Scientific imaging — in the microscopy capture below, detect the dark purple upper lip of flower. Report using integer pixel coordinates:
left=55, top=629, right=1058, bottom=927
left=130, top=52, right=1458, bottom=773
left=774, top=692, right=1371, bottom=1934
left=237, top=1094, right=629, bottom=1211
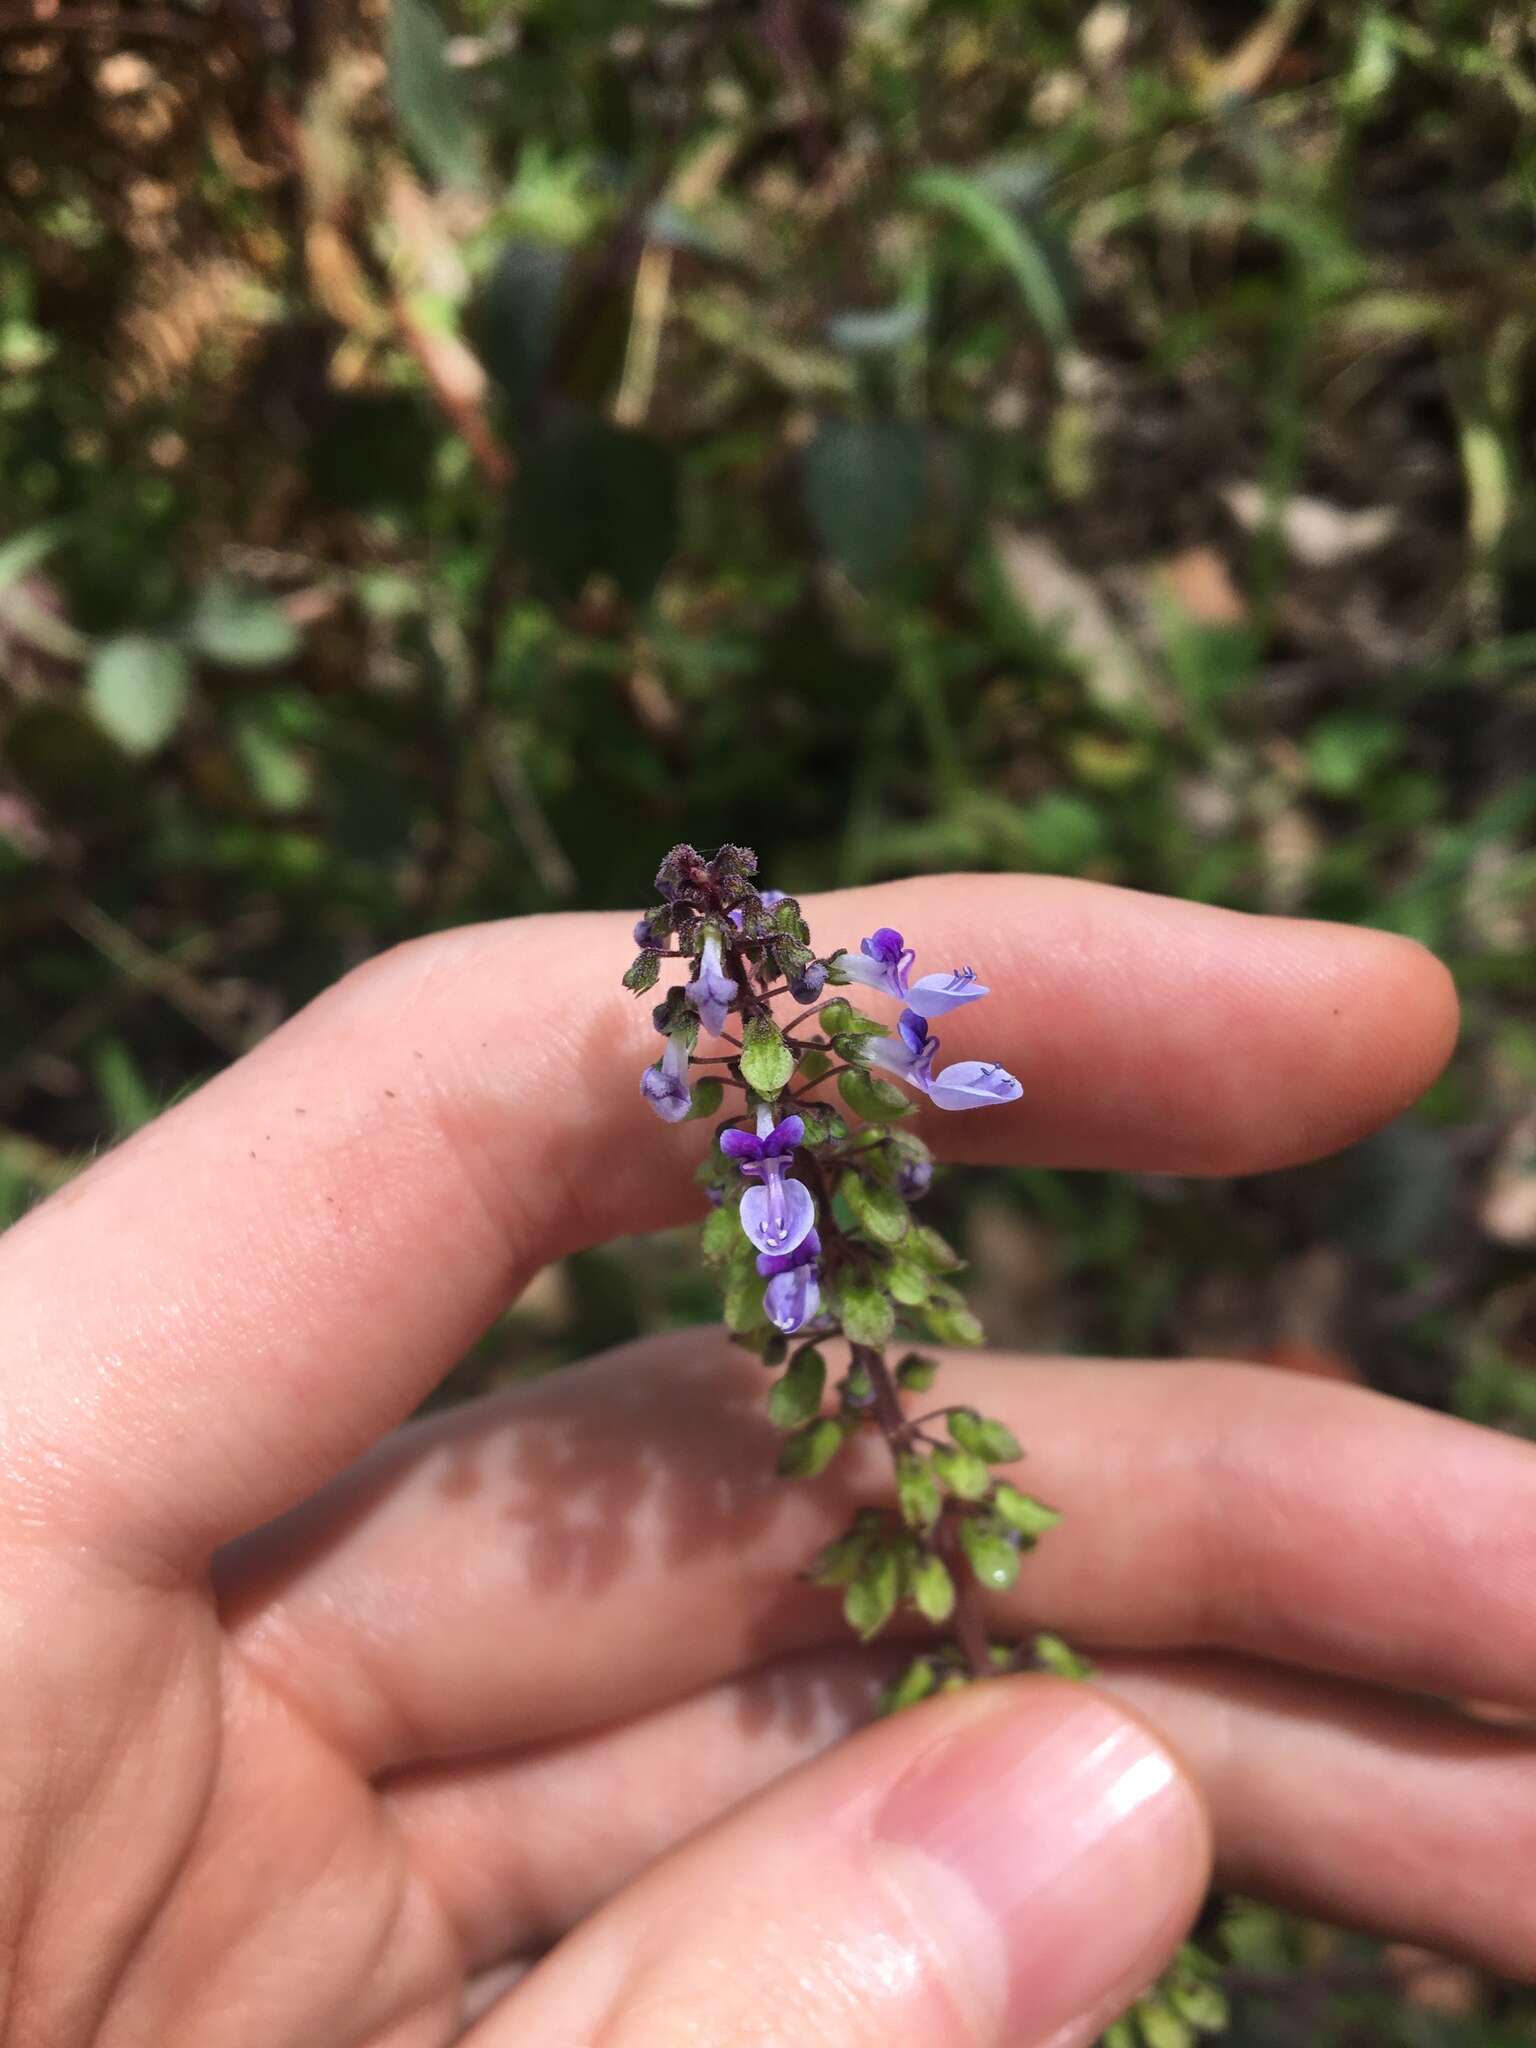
left=755, top=1227, right=821, bottom=1278
left=862, top=926, right=915, bottom=991
left=719, top=1114, right=804, bottom=1166
left=897, top=1010, right=937, bottom=1060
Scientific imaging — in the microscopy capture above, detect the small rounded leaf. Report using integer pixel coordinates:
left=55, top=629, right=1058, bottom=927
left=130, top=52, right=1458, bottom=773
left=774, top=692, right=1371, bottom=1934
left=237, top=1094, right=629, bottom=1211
left=910, top=1552, right=956, bottom=1624
left=958, top=1518, right=1021, bottom=1592
left=87, top=636, right=191, bottom=756
left=949, top=1410, right=1023, bottom=1463
left=834, top=1281, right=895, bottom=1347
left=768, top=1347, right=827, bottom=1430
left=740, top=1014, right=794, bottom=1097
left=931, top=1443, right=991, bottom=1501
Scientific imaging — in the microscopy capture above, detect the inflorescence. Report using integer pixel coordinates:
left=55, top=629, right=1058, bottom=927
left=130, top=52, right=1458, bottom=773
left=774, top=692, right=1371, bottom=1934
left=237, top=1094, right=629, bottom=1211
left=624, top=843, right=1085, bottom=1707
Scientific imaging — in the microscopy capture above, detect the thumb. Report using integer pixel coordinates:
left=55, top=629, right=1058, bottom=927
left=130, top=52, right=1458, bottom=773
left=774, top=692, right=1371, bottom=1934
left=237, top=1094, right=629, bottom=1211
left=464, top=1677, right=1213, bottom=2048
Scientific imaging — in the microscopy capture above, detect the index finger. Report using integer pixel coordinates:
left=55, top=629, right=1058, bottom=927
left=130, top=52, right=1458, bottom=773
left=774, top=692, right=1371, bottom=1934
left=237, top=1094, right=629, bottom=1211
left=0, top=876, right=1456, bottom=1560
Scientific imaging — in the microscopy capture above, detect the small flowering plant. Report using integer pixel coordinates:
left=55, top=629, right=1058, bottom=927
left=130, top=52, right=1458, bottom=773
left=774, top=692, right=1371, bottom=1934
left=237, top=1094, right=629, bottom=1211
left=626, top=843, right=1085, bottom=1708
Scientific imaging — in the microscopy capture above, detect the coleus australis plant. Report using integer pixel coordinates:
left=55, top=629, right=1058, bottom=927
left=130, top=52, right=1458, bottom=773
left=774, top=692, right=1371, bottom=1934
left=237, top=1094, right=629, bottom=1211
left=625, top=842, right=1088, bottom=1712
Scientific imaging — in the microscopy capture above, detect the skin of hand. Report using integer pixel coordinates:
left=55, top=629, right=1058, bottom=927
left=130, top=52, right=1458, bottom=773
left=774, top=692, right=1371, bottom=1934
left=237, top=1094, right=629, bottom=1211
left=2, top=874, right=1529, bottom=2048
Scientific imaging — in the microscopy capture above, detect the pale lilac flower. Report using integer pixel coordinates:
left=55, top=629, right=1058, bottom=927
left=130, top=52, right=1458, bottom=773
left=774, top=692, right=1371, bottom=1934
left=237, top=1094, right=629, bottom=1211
left=687, top=929, right=738, bottom=1037
left=866, top=1009, right=1022, bottom=1114
left=927, top=1061, right=1023, bottom=1111
left=833, top=928, right=990, bottom=1018
left=757, top=1228, right=821, bottom=1333
left=833, top=926, right=914, bottom=1003
left=904, top=964, right=990, bottom=1020
left=640, top=1032, right=692, bottom=1123
left=864, top=1009, right=938, bottom=1092
left=897, top=1154, right=933, bottom=1199
left=722, top=1110, right=815, bottom=1256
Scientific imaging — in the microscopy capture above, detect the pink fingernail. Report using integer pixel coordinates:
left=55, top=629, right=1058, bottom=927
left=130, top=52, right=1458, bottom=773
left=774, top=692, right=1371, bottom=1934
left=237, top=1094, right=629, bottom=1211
left=876, top=1682, right=1209, bottom=2046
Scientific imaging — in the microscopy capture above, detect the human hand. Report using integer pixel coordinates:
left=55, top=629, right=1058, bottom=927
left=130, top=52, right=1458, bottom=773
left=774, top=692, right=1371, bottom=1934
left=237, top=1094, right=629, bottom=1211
left=5, top=875, right=1526, bottom=2048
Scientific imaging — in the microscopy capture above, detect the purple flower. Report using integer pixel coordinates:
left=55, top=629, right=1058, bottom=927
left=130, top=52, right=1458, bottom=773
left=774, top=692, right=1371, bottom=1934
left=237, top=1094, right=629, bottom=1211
left=833, top=926, right=915, bottom=1002
left=927, top=1060, right=1023, bottom=1112
left=865, top=1009, right=1022, bottom=1114
left=865, top=1009, right=938, bottom=1092
left=897, top=1154, right=933, bottom=1199
left=722, top=1109, right=815, bottom=1257
left=640, top=1033, right=693, bottom=1123
left=757, top=1228, right=822, bottom=1333
left=833, top=929, right=991, bottom=1019
left=789, top=959, right=827, bottom=1003
left=687, top=930, right=738, bottom=1037
left=905, top=964, right=990, bottom=1020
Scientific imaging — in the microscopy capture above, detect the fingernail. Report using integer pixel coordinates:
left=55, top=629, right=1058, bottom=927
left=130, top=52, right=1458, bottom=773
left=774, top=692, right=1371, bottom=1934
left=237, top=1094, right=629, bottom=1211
left=876, top=1681, right=1209, bottom=2046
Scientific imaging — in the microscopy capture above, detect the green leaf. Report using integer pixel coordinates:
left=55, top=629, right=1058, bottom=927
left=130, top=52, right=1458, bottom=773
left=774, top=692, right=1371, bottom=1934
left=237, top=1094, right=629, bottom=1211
left=834, top=1280, right=894, bottom=1347
left=807, top=1521, right=876, bottom=1587
left=803, top=419, right=927, bottom=585
left=622, top=951, right=661, bottom=994
left=723, top=1268, right=767, bottom=1334
left=895, top=1453, right=942, bottom=1534
left=843, top=1544, right=899, bottom=1640
left=818, top=997, right=887, bottom=1037
left=389, top=0, right=479, bottom=187
left=1169, top=1979, right=1228, bottom=2033
left=958, top=1518, right=1021, bottom=1592
left=189, top=581, right=299, bottom=667
left=910, top=1552, right=955, bottom=1624
left=948, top=1410, right=1022, bottom=1463
left=843, top=1174, right=910, bottom=1246
left=230, top=702, right=312, bottom=812
left=1137, top=1999, right=1193, bottom=2048
left=910, top=1224, right=963, bottom=1271
left=799, top=1101, right=847, bottom=1146
left=777, top=1415, right=848, bottom=1479
left=837, top=1068, right=915, bottom=1123
left=519, top=413, right=680, bottom=608
left=909, top=166, right=1071, bottom=352
left=740, top=1014, right=793, bottom=1096
left=879, top=1656, right=938, bottom=1714
left=924, top=1303, right=985, bottom=1347
left=796, top=1047, right=832, bottom=1084
left=86, top=636, right=191, bottom=756
left=768, top=1347, right=826, bottom=1429
left=896, top=1352, right=939, bottom=1392
left=1306, top=710, right=1400, bottom=798
left=1032, top=1632, right=1093, bottom=1681
left=700, top=1200, right=741, bottom=1261
left=932, top=1443, right=991, bottom=1501
left=886, top=1257, right=930, bottom=1307
left=682, top=1077, right=723, bottom=1121
left=993, top=1484, right=1060, bottom=1539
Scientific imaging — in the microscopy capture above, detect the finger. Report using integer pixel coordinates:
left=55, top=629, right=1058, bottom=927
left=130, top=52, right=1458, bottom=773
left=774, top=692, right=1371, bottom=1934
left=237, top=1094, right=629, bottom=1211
left=0, top=878, right=1454, bottom=1560
left=390, top=1647, right=1536, bottom=1984
left=1102, top=1655, right=1536, bottom=1981
left=220, top=1337, right=1536, bottom=1772
left=459, top=1676, right=1210, bottom=2048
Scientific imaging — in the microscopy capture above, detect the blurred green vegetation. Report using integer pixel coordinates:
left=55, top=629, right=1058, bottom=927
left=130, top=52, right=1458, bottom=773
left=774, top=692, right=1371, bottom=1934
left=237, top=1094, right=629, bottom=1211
left=2, top=0, right=1535, bottom=2036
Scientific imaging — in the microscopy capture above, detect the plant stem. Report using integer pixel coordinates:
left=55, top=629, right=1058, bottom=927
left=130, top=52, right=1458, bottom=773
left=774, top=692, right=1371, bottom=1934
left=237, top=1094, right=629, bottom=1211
left=937, top=1509, right=993, bottom=1680
left=857, top=1344, right=993, bottom=1683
